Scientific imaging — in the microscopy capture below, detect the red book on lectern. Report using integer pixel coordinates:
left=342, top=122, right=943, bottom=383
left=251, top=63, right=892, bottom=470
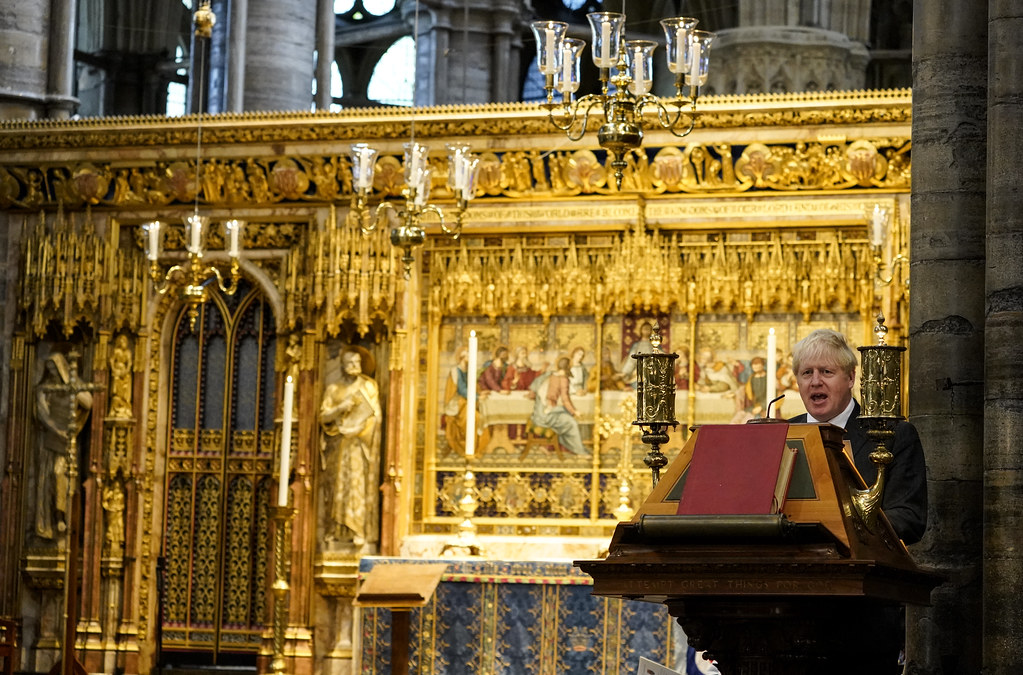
left=677, top=423, right=796, bottom=515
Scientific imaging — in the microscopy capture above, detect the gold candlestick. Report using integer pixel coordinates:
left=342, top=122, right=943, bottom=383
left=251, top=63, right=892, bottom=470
left=270, top=505, right=295, bottom=675
left=441, top=461, right=483, bottom=557
left=852, top=313, right=905, bottom=532
left=632, top=326, right=679, bottom=486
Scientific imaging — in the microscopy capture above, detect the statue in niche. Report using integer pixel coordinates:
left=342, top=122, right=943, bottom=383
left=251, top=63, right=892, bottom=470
left=285, top=333, right=302, bottom=379
left=34, top=351, right=93, bottom=540
left=102, top=479, right=125, bottom=553
left=319, top=347, right=381, bottom=551
left=108, top=333, right=133, bottom=418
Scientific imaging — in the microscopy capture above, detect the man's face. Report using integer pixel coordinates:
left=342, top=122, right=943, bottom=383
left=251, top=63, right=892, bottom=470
left=342, top=353, right=362, bottom=375
left=796, top=355, right=855, bottom=421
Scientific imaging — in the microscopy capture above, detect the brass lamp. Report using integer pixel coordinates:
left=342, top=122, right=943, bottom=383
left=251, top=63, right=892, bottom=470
left=853, top=313, right=905, bottom=531
left=632, top=326, right=679, bottom=486
left=531, top=7, right=715, bottom=190
left=144, top=1, right=242, bottom=331
left=348, top=141, right=479, bottom=278
left=143, top=215, right=243, bottom=331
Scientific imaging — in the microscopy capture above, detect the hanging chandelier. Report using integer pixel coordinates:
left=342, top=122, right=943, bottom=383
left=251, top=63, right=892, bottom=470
left=143, top=216, right=243, bottom=330
left=143, top=0, right=243, bottom=331
left=530, top=7, right=715, bottom=189
left=346, top=0, right=480, bottom=279
left=347, top=140, right=479, bottom=278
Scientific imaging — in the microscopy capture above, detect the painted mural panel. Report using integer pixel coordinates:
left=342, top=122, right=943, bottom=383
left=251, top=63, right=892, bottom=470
left=422, top=311, right=863, bottom=532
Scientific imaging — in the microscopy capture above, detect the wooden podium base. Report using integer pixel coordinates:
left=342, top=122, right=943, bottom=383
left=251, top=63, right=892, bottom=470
left=671, top=596, right=904, bottom=675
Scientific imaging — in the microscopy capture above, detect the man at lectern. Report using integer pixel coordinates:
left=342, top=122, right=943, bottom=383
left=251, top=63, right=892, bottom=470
left=789, top=329, right=927, bottom=544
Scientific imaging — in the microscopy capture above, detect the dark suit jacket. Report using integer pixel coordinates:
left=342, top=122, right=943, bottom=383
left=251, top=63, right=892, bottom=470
left=790, top=400, right=927, bottom=544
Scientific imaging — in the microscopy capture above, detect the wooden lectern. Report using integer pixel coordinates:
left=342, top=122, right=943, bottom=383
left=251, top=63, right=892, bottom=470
left=576, top=423, right=942, bottom=675
left=354, top=562, right=447, bottom=675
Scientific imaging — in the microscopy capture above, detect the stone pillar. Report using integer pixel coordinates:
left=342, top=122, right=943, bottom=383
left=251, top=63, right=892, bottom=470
left=244, top=0, right=316, bottom=111
left=227, top=0, right=248, bottom=111
left=984, top=1, right=1023, bottom=670
left=0, top=2, right=49, bottom=118
left=45, top=0, right=78, bottom=118
left=406, top=0, right=526, bottom=106
left=315, top=0, right=335, bottom=110
left=906, top=0, right=987, bottom=671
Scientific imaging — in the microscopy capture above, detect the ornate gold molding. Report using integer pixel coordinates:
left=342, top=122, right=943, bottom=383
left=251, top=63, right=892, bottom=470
left=0, top=138, right=908, bottom=212
left=0, top=90, right=910, bottom=151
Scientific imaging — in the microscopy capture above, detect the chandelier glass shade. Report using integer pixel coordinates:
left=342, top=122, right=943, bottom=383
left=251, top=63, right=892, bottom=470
left=531, top=10, right=716, bottom=189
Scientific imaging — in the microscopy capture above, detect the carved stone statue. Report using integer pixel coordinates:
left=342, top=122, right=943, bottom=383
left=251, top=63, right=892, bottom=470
left=35, top=352, right=93, bottom=540
left=102, top=479, right=125, bottom=552
left=319, top=348, right=381, bottom=551
left=108, top=333, right=133, bottom=418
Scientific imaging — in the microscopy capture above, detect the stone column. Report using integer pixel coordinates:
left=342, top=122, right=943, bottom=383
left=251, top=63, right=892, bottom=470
left=227, top=0, right=248, bottom=111
left=906, top=0, right=987, bottom=671
left=244, top=0, right=316, bottom=111
left=406, top=0, right=526, bottom=106
left=46, top=0, right=78, bottom=118
left=315, top=0, right=335, bottom=110
left=984, top=1, right=1023, bottom=670
left=0, top=2, right=49, bottom=118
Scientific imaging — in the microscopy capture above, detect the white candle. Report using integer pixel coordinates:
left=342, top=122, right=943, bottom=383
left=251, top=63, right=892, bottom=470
left=561, top=48, right=573, bottom=91
left=189, top=216, right=201, bottom=253
left=600, top=20, right=611, bottom=65
left=412, top=144, right=426, bottom=178
left=277, top=375, right=294, bottom=506
left=545, top=27, right=556, bottom=72
left=463, top=155, right=478, bottom=201
left=454, top=151, right=467, bottom=192
left=147, top=221, right=160, bottom=261
left=675, top=27, right=685, bottom=72
left=227, top=220, right=241, bottom=257
left=766, top=328, right=777, bottom=416
left=871, top=205, right=886, bottom=247
left=634, top=47, right=645, bottom=86
left=414, top=168, right=431, bottom=208
left=689, top=41, right=702, bottom=89
left=359, top=147, right=374, bottom=189
left=465, top=331, right=478, bottom=456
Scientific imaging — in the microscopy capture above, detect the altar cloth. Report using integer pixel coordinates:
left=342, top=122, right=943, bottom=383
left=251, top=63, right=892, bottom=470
left=358, top=557, right=678, bottom=675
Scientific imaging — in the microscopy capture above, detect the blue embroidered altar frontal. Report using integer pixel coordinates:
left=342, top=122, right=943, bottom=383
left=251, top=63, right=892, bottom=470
left=359, top=558, right=678, bottom=675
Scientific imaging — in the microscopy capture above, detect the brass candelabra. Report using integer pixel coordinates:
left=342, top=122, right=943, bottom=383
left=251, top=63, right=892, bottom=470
left=869, top=203, right=909, bottom=287
left=347, top=142, right=478, bottom=279
left=631, top=326, right=679, bottom=486
left=531, top=10, right=715, bottom=189
left=144, top=216, right=243, bottom=331
left=852, top=313, right=905, bottom=532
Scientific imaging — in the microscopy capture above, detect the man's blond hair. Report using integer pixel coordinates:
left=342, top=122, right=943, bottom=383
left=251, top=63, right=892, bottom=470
left=791, top=329, right=858, bottom=376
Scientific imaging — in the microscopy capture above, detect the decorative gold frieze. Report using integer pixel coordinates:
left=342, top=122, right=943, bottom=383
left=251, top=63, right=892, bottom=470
left=1, top=139, right=908, bottom=214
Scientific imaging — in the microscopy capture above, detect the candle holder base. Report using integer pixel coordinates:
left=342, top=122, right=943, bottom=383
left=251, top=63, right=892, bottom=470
left=440, top=466, right=484, bottom=558
left=270, top=505, right=295, bottom=675
left=637, top=422, right=676, bottom=487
